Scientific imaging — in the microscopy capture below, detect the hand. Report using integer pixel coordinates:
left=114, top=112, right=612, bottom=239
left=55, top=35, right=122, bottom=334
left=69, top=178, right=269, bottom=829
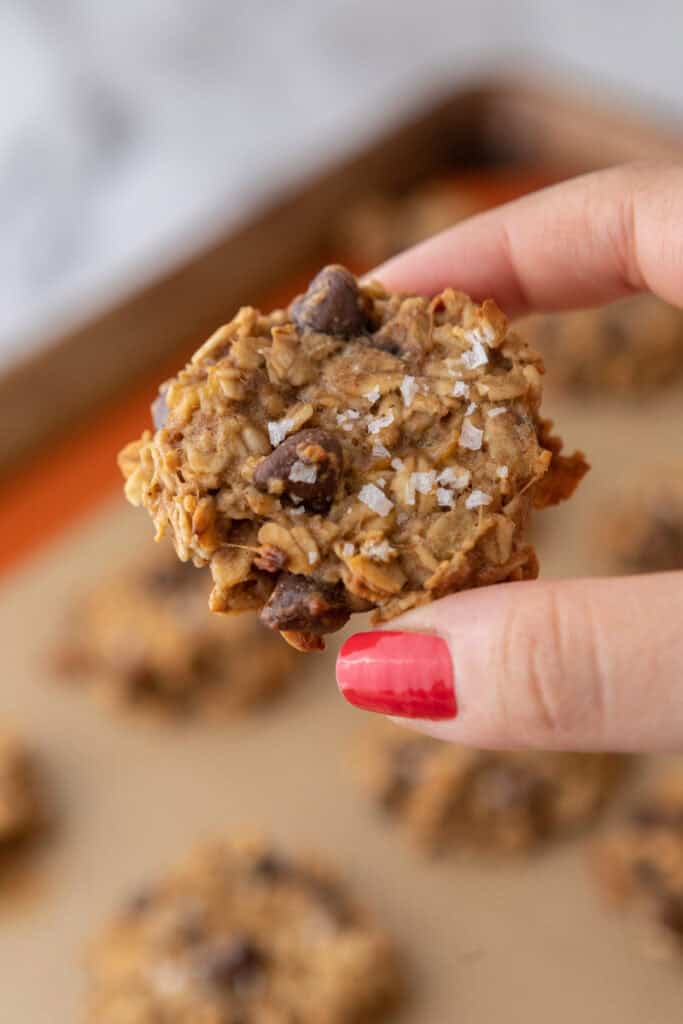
left=336, top=161, right=683, bottom=753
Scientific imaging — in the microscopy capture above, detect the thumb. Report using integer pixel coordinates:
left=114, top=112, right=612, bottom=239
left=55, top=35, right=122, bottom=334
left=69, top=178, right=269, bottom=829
left=335, top=574, right=683, bottom=752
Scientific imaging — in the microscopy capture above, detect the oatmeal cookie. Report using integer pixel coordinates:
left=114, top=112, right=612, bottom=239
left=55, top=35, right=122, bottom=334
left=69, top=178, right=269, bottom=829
left=358, top=723, right=625, bottom=853
left=57, top=551, right=299, bottom=715
left=336, top=180, right=480, bottom=268
left=120, top=265, right=587, bottom=651
left=600, top=467, right=683, bottom=574
left=0, top=729, right=41, bottom=847
left=523, top=294, right=683, bottom=396
left=86, top=836, right=400, bottom=1023
left=595, top=765, right=683, bottom=957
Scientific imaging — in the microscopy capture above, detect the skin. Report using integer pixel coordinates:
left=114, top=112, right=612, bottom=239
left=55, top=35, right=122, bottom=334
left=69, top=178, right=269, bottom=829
left=340, top=162, right=683, bottom=753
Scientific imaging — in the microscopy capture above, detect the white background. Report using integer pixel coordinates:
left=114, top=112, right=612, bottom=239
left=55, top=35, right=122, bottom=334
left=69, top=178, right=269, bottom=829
left=2, top=1, right=683, bottom=366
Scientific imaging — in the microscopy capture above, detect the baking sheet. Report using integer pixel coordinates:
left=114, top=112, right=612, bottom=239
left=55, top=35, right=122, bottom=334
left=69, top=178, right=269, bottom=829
left=1, top=377, right=683, bottom=1023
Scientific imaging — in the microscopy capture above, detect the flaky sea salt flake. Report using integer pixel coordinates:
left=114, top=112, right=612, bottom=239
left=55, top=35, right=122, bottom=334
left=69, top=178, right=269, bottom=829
left=364, top=385, right=381, bottom=405
left=400, top=375, right=419, bottom=408
left=367, top=412, right=395, bottom=435
left=363, top=540, right=394, bottom=562
left=460, top=340, right=488, bottom=370
left=487, top=406, right=508, bottom=418
left=459, top=419, right=483, bottom=451
left=497, top=465, right=509, bottom=479
left=437, top=488, right=455, bottom=508
left=466, top=489, right=492, bottom=510
left=372, top=443, right=391, bottom=460
left=289, top=461, right=317, bottom=484
left=411, top=471, right=436, bottom=495
left=267, top=417, right=294, bottom=447
left=452, top=380, right=469, bottom=398
left=358, top=483, right=394, bottom=518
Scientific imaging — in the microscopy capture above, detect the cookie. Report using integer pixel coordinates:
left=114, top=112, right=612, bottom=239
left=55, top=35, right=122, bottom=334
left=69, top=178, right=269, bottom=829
left=336, top=180, right=480, bottom=268
left=120, top=266, right=587, bottom=651
left=595, top=765, right=683, bottom=957
left=57, top=551, right=299, bottom=715
left=600, top=467, right=683, bottom=574
left=86, top=836, right=400, bottom=1023
left=0, top=729, right=41, bottom=847
left=358, top=723, right=625, bottom=853
left=523, top=295, right=683, bottom=396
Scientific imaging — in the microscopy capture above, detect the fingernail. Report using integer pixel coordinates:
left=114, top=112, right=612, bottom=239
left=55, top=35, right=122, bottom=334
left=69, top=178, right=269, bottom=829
left=336, top=630, right=456, bottom=720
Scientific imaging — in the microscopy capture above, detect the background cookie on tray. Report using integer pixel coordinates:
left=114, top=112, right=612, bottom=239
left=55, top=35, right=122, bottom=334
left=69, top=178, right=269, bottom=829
left=597, top=466, right=683, bottom=575
left=86, top=835, right=401, bottom=1024
left=594, top=763, right=683, bottom=958
left=522, top=295, right=683, bottom=398
left=56, top=551, right=300, bottom=717
left=357, top=722, right=626, bottom=854
left=0, top=728, right=42, bottom=850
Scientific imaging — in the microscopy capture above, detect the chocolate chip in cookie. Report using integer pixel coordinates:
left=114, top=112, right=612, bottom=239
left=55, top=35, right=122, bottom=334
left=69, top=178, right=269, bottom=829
left=253, top=428, right=343, bottom=513
left=291, top=265, right=368, bottom=337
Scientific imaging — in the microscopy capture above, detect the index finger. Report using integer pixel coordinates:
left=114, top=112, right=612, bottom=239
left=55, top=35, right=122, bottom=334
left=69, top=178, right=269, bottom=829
left=374, top=161, right=683, bottom=317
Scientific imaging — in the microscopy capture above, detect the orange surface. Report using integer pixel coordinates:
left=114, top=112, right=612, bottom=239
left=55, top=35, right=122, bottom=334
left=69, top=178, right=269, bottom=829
left=0, top=169, right=556, bottom=576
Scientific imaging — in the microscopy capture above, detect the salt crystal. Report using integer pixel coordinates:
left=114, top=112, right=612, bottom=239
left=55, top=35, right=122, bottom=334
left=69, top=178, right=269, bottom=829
left=437, top=467, right=470, bottom=490
left=372, top=443, right=391, bottom=460
left=487, top=406, right=507, bottom=418
left=336, top=409, right=360, bottom=426
left=358, top=484, right=394, bottom=517
left=460, top=340, right=488, bottom=370
left=289, top=506, right=305, bottom=516
left=466, top=489, right=492, bottom=510
left=400, top=375, right=419, bottom=408
left=342, top=543, right=355, bottom=558
left=437, top=488, right=455, bottom=508
left=289, top=460, right=317, bottom=484
left=364, top=385, right=381, bottom=405
left=411, top=471, right=436, bottom=495
left=367, top=411, right=395, bottom=435
left=363, top=540, right=393, bottom=562
left=377, top=477, right=386, bottom=487
left=267, top=417, right=294, bottom=447
left=497, top=465, right=509, bottom=479
left=459, top=419, right=484, bottom=451
left=307, top=551, right=318, bottom=565
left=452, top=380, right=469, bottom=398
left=391, top=457, right=404, bottom=472
left=465, top=401, right=478, bottom=416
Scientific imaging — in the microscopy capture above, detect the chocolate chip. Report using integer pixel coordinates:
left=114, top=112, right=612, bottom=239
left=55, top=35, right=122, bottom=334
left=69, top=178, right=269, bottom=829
left=633, top=859, right=662, bottom=890
left=124, top=885, right=157, bottom=916
left=259, top=574, right=350, bottom=635
left=196, top=937, right=266, bottom=992
left=290, top=265, right=367, bottom=337
left=658, top=896, right=683, bottom=939
left=630, top=804, right=683, bottom=830
left=382, top=740, right=431, bottom=809
left=253, top=428, right=342, bottom=513
left=251, top=851, right=290, bottom=880
left=151, top=386, right=170, bottom=430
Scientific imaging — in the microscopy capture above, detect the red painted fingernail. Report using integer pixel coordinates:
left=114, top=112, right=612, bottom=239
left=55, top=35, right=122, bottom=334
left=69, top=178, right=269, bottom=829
left=336, top=630, right=456, bottom=720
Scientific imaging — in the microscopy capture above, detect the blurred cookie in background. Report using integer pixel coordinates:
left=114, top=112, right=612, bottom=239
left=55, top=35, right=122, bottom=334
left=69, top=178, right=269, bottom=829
left=335, top=178, right=481, bottom=269
left=357, top=722, right=627, bottom=854
left=522, top=295, right=683, bottom=397
left=594, top=763, right=683, bottom=959
left=86, top=835, right=401, bottom=1023
left=56, top=551, right=300, bottom=718
left=0, top=728, right=43, bottom=852
left=599, top=466, right=683, bottom=574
